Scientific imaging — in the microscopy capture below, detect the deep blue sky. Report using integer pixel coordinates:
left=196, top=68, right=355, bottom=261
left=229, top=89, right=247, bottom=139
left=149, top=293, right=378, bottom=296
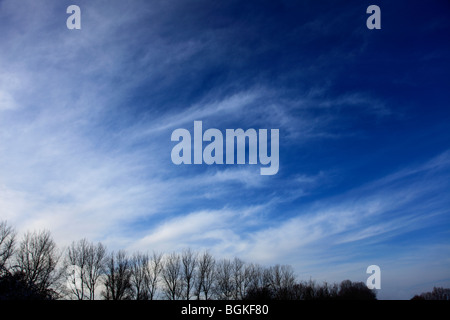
left=0, top=0, right=449, bottom=299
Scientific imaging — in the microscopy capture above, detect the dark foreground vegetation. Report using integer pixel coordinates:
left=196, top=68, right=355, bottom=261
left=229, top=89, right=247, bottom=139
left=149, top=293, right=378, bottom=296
left=0, top=220, right=382, bottom=300
left=411, top=287, right=450, bottom=300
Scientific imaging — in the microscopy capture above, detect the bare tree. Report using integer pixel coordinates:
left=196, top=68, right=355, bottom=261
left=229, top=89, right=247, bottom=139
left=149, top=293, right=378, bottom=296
left=194, top=251, right=215, bottom=300
left=413, top=287, right=450, bottom=300
left=338, top=279, right=376, bottom=300
left=85, top=241, right=107, bottom=300
left=103, top=250, right=132, bottom=300
left=232, top=258, right=246, bottom=300
left=244, top=263, right=264, bottom=293
left=112, top=251, right=162, bottom=300
left=261, top=266, right=272, bottom=289
left=0, top=221, right=16, bottom=274
left=162, top=252, right=183, bottom=300
left=64, top=239, right=107, bottom=300
left=130, top=252, right=150, bottom=300
left=65, top=239, right=89, bottom=300
left=214, top=258, right=234, bottom=300
left=279, top=265, right=296, bottom=291
left=181, top=248, right=197, bottom=300
left=265, top=264, right=296, bottom=299
left=316, top=281, right=338, bottom=300
left=147, top=251, right=163, bottom=300
left=15, top=230, right=63, bottom=297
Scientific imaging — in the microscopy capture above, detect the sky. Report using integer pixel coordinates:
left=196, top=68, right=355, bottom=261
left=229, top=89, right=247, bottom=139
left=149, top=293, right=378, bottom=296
left=0, top=0, right=449, bottom=299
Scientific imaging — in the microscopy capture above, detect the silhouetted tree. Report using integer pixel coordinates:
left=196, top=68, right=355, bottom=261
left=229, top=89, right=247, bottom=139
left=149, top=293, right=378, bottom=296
left=0, top=221, right=16, bottom=273
left=15, top=230, right=63, bottom=298
left=148, top=251, right=163, bottom=300
left=244, top=278, right=375, bottom=301
left=214, top=258, right=234, bottom=299
left=266, top=264, right=296, bottom=299
left=130, top=252, right=150, bottom=300
left=194, top=251, right=215, bottom=300
left=162, top=252, right=183, bottom=300
left=128, top=251, right=164, bottom=300
left=103, top=250, right=132, bottom=300
left=429, top=287, right=450, bottom=300
left=65, top=239, right=89, bottom=300
left=316, top=281, right=338, bottom=300
left=181, top=248, right=197, bottom=300
left=244, top=286, right=275, bottom=300
left=289, top=280, right=338, bottom=300
left=244, top=263, right=264, bottom=294
left=85, top=241, right=107, bottom=300
left=337, top=280, right=376, bottom=300
left=232, top=258, right=246, bottom=300
left=411, top=287, right=450, bottom=300
left=0, top=269, right=54, bottom=300
left=64, top=239, right=107, bottom=300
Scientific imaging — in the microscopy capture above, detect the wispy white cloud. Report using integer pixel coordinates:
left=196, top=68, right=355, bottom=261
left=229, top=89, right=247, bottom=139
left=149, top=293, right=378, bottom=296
left=129, top=205, right=267, bottom=255
left=129, top=89, right=265, bottom=140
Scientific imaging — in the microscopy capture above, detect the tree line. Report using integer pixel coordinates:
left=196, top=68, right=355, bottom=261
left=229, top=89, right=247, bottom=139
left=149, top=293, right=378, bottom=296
left=0, top=220, right=377, bottom=300
left=411, top=287, right=450, bottom=300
